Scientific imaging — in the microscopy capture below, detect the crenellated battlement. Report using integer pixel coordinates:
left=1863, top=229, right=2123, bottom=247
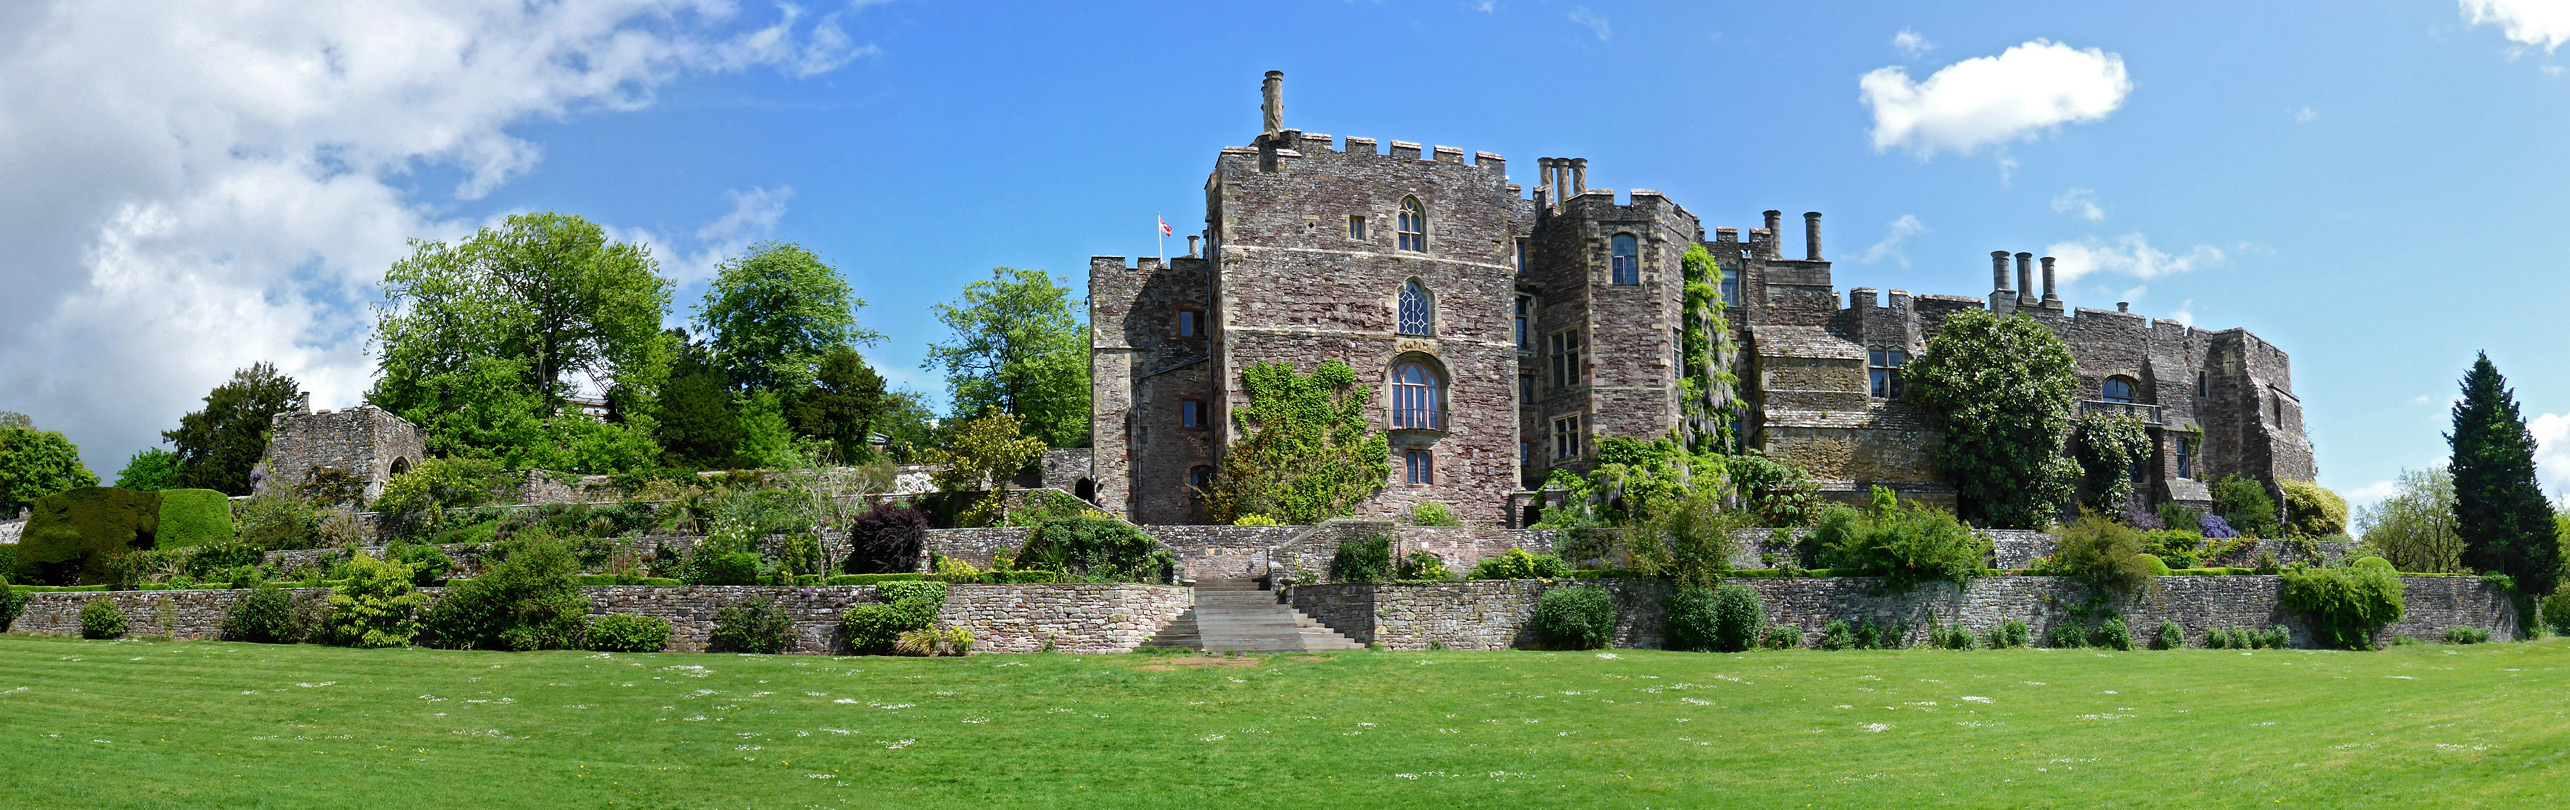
left=1232, top=129, right=1507, bottom=176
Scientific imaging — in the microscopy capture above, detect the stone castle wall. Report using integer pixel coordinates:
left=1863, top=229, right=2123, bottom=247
left=1292, top=575, right=2515, bottom=651
left=254, top=406, right=426, bottom=503
left=9, top=583, right=1192, bottom=655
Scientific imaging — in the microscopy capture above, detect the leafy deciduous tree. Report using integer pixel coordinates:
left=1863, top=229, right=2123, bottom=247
left=925, top=267, right=1089, bottom=448
left=921, top=407, right=1048, bottom=527
left=2356, top=468, right=2464, bottom=573
left=114, top=448, right=183, bottom=491
left=0, top=425, right=98, bottom=516
left=1903, top=309, right=2080, bottom=528
left=789, top=347, right=889, bottom=463
left=694, top=241, right=878, bottom=393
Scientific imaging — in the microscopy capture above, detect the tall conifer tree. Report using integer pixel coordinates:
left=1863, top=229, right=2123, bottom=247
left=2446, top=352, right=2561, bottom=594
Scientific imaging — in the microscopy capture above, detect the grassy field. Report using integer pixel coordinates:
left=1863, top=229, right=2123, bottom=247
left=1, top=637, right=2565, bottom=809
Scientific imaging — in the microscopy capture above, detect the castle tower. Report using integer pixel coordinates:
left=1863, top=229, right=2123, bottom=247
left=254, top=405, right=426, bottom=503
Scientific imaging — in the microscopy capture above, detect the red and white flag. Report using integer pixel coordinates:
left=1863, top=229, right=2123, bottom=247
left=1158, top=216, right=1173, bottom=237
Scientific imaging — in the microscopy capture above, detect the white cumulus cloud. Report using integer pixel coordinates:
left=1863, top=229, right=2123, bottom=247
left=2529, top=413, right=2570, bottom=495
left=0, top=1, right=870, bottom=470
left=1860, top=39, right=2132, bottom=157
left=2051, top=188, right=2106, bottom=222
left=2463, top=0, right=2570, bottom=51
left=1568, top=7, right=1611, bottom=41
left=1858, top=215, right=1929, bottom=266
left=2043, top=234, right=2225, bottom=283
left=1892, top=29, right=1934, bottom=58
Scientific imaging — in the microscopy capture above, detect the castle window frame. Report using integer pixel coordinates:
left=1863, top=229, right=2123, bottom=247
left=1397, top=280, right=1435, bottom=336
left=1552, top=414, right=1582, bottom=460
left=2195, top=371, right=2208, bottom=398
left=2103, top=376, right=2138, bottom=404
left=1391, top=362, right=1445, bottom=430
left=1180, top=398, right=1209, bottom=429
left=1514, top=295, right=1531, bottom=349
left=1188, top=465, right=1214, bottom=500
left=1720, top=264, right=1741, bottom=307
left=2175, top=436, right=2195, bottom=480
left=1610, top=233, right=1640, bottom=285
left=1397, top=197, right=1427, bottom=253
left=1403, top=449, right=1434, bottom=485
left=1349, top=215, right=1367, bottom=241
left=1548, top=328, right=1582, bottom=389
left=1514, top=238, right=1529, bottom=274
left=1175, top=308, right=1204, bottom=338
left=1868, top=348, right=1906, bottom=399
left=1519, top=374, right=1534, bottom=405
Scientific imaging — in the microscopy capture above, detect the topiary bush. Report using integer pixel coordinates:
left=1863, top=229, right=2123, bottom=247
left=153, top=488, right=234, bottom=549
left=840, top=581, right=950, bottom=655
left=711, top=596, right=796, bottom=654
left=2281, top=563, right=2405, bottom=649
left=844, top=502, right=929, bottom=575
left=79, top=597, right=127, bottom=639
left=1012, top=516, right=1175, bottom=583
left=1531, top=585, right=1616, bottom=650
left=325, top=552, right=426, bottom=648
left=1810, top=487, right=1990, bottom=593
left=1327, top=532, right=1393, bottom=583
left=1394, top=550, right=1448, bottom=581
left=17, top=486, right=161, bottom=585
left=585, top=615, right=673, bottom=652
left=1468, top=548, right=1572, bottom=580
left=420, top=533, right=590, bottom=651
left=2278, top=480, right=2349, bottom=539
left=220, top=586, right=302, bottom=643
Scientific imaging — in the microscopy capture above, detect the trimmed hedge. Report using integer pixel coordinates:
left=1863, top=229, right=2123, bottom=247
left=1531, top=585, right=1616, bottom=650
left=153, top=488, right=234, bottom=549
left=79, top=597, right=127, bottom=639
left=17, top=487, right=161, bottom=585
left=1012, top=517, right=1175, bottom=583
left=585, top=614, right=673, bottom=652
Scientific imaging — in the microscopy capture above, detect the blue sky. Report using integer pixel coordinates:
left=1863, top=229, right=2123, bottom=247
left=7, top=0, right=2570, bottom=508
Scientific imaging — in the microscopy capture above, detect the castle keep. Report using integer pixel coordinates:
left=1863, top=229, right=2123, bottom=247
left=1089, top=72, right=2314, bottom=527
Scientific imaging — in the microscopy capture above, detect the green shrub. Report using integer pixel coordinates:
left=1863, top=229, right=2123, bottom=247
left=1810, top=487, right=1990, bottom=593
left=1012, top=516, right=1175, bottom=583
left=1988, top=620, right=2027, bottom=649
left=1707, top=584, right=1764, bottom=653
left=1761, top=625, right=1802, bottom=650
left=79, top=597, right=127, bottom=639
left=370, top=457, right=506, bottom=521
left=585, top=615, right=673, bottom=652
left=2545, top=583, right=2570, bottom=637
left=2443, top=625, right=2491, bottom=644
left=844, top=502, right=928, bottom=575
left=1664, top=586, right=1719, bottom=652
left=220, top=586, right=302, bottom=643
left=1853, top=621, right=1880, bottom=649
left=2142, top=529, right=2205, bottom=569
left=388, top=543, right=453, bottom=587
left=1468, top=548, right=1572, bottom=580
left=839, top=580, right=950, bottom=655
left=0, top=582, right=23, bottom=632
left=1395, top=550, right=1448, bottom=581
left=1410, top=502, right=1461, bottom=527
left=2135, top=553, right=2171, bottom=578
left=2094, top=617, right=2134, bottom=650
left=1819, top=619, right=1854, bottom=651
left=711, top=597, right=795, bottom=654
left=827, top=573, right=925, bottom=585
left=2046, top=621, right=2088, bottom=649
left=1530, top=585, right=1615, bottom=650
left=17, top=486, right=162, bottom=585
left=2353, top=556, right=2395, bottom=573
left=2154, top=620, right=2183, bottom=650
left=325, top=552, right=426, bottom=648
left=1231, top=514, right=1280, bottom=526
left=2282, top=564, right=2405, bottom=649
left=2157, top=503, right=2207, bottom=535
left=420, top=533, right=590, bottom=651
left=1929, top=621, right=1978, bottom=650
left=2278, top=480, right=2349, bottom=539
left=232, top=493, right=320, bottom=550
left=1327, top=532, right=1393, bottom=583
left=179, top=540, right=263, bottom=580
left=2261, top=624, right=2290, bottom=649
left=2043, top=512, right=2158, bottom=592
left=2212, top=474, right=2280, bottom=538
left=686, top=550, right=764, bottom=586
left=153, top=488, right=234, bottom=549
left=2204, top=627, right=2233, bottom=649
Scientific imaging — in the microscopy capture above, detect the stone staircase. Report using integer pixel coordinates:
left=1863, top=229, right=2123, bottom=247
left=1139, top=579, right=1362, bottom=653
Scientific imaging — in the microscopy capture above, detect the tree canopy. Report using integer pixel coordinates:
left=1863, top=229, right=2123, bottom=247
left=0, top=425, right=97, bottom=516
left=2447, top=352, right=2561, bottom=594
left=789, top=347, right=889, bottom=463
left=114, top=448, right=183, bottom=492
left=694, top=241, right=878, bottom=393
left=166, top=362, right=307, bottom=495
left=925, top=268, right=1089, bottom=448
left=1200, top=360, right=1390, bottom=524
left=1904, top=309, right=2079, bottom=529
left=2356, top=468, right=2463, bottom=573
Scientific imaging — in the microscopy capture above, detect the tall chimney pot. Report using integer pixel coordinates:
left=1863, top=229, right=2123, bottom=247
left=1569, top=158, right=1587, bottom=194
left=2040, top=256, right=2060, bottom=307
left=1991, top=251, right=2012, bottom=292
left=1187, top=235, right=1200, bottom=258
left=1803, top=212, right=1823, bottom=261
left=1260, top=71, right=1284, bottom=134
left=2015, top=252, right=2037, bottom=307
left=1762, top=211, right=1783, bottom=258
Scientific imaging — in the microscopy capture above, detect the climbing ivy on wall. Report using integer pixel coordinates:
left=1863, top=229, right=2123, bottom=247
left=1677, top=244, right=1741, bottom=453
left=1200, top=360, right=1390, bottom=525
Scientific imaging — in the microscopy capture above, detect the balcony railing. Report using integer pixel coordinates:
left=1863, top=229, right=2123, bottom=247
left=1390, top=407, right=1448, bottom=431
left=2080, top=400, right=2164, bottom=424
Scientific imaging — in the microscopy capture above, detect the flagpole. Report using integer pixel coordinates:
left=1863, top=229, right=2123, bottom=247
left=1157, top=212, right=1166, bottom=265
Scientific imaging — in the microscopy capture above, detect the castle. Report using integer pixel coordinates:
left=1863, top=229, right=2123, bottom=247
left=1087, top=72, right=2314, bottom=527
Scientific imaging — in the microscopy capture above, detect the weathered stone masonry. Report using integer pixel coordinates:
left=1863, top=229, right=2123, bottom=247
left=253, top=405, right=426, bottom=503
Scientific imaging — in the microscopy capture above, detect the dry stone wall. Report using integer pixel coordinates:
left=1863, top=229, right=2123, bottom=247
left=1292, top=574, right=2515, bottom=651
left=10, top=583, right=1193, bottom=656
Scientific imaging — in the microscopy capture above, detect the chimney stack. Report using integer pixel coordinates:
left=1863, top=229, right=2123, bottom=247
left=2015, top=252, right=2037, bottom=308
left=2040, top=256, right=2061, bottom=308
left=1187, top=235, right=1200, bottom=258
left=1569, top=158, right=1587, bottom=194
left=1803, top=212, right=1823, bottom=261
left=1260, top=71, right=1284, bottom=134
left=1762, top=211, right=1783, bottom=258
left=1991, top=251, right=2012, bottom=293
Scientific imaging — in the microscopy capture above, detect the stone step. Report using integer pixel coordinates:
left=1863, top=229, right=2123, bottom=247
left=1172, top=579, right=1362, bottom=653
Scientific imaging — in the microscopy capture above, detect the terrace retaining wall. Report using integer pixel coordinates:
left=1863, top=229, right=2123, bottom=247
left=1291, top=575, right=2516, bottom=651
left=8, top=583, right=1192, bottom=656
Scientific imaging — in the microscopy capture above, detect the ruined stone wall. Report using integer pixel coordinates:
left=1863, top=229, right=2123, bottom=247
left=254, top=406, right=426, bottom=502
left=10, top=583, right=1193, bottom=655
left=1291, top=575, right=2516, bottom=651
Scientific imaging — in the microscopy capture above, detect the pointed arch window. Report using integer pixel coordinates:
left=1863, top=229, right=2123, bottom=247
left=1610, top=234, right=1639, bottom=285
left=1392, top=362, right=1446, bottom=430
left=1398, top=280, right=1434, bottom=336
left=1397, top=198, right=1427, bottom=252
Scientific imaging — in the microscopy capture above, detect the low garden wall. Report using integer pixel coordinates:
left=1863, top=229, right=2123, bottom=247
left=8, top=583, right=1193, bottom=656
left=1292, top=575, right=2517, bottom=651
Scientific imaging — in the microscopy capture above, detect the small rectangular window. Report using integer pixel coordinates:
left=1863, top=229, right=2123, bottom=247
left=1404, top=449, right=1433, bottom=485
left=1548, top=329, right=1582, bottom=389
left=1552, top=415, right=1582, bottom=460
left=1514, top=239, right=1528, bottom=274
left=1520, top=441, right=1530, bottom=464
left=1188, top=466, right=1214, bottom=499
left=2195, top=371, right=2207, bottom=398
left=1610, top=234, right=1640, bottom=285
left=1176, top=309, right=1203, bottom=337
left=1180, top=399, right=1207, bottom=429
left=2175, top=438, right=2195, bottom=480
left=1520, top=374, right=1534, bottom=404
left=1349, top=216, right=1366, bottom=241
left=1868, top=348, right=1906, bottom=399
left=1720, top=265, right=1740, bottom=307
left=1514, top=296, right=1531, bottom=350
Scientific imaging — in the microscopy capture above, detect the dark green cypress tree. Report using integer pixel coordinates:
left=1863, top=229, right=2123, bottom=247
left=2447, top=352, right=2561, bottom=594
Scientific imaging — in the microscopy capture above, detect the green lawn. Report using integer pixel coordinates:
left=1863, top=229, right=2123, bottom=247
left=2, top=637, right=2565, bottom=809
